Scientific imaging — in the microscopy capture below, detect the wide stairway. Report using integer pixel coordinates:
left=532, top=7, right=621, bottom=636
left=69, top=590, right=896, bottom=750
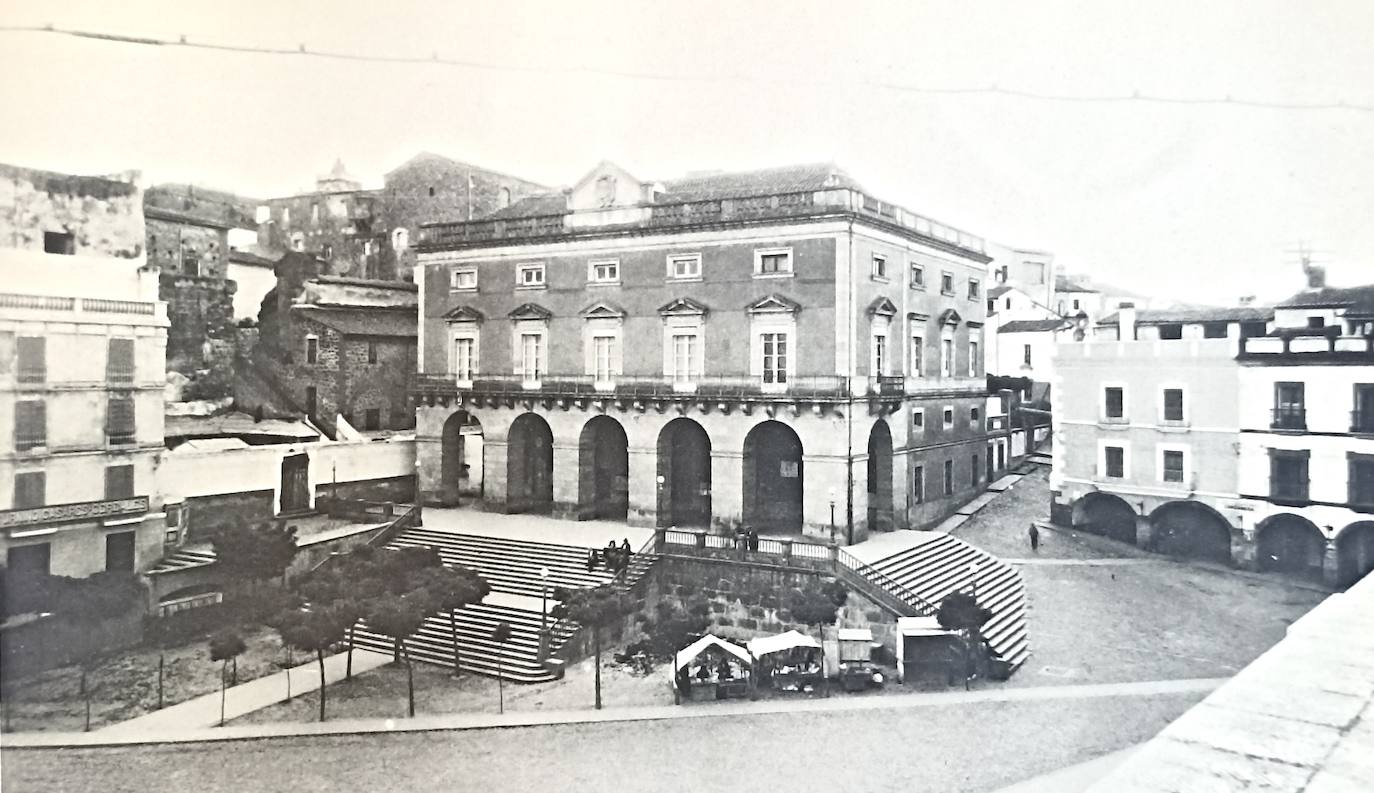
left=866, top=533, right=1030, bottom=669
left=348, top=525, right=655, bottom=683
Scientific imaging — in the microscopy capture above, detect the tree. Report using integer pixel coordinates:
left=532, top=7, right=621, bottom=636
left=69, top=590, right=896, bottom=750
left=552, top=584, right=634, bottom=710
left=640, top=597, right=710, bottom=661
left=786, top=579, right=849, bottom=695
left=208, top=629, right=247, bottom=727
left=271, top=604, right=347, bottom=722
left=212, top=520, right=299, bottom=599
left=50, top=572, right=146, bottom=730
left=493, top=621, right=511, bottom=714
left=365, top=593, right=429, bottom=717
left=937, top=591, right=992, bottom=689
left=411, top=563, right=490, bottom=677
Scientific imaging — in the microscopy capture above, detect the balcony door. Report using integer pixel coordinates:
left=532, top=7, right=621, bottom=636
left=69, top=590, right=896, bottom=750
left=1356, top=384, right=1374, bottom=432
left=280, top=453, right=311, bottom=514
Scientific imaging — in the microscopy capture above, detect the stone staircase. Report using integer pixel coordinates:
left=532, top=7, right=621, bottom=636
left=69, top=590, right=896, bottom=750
left=348, top=526, right=655, bottom=683
left=864, top=533, right=1030, bottom=669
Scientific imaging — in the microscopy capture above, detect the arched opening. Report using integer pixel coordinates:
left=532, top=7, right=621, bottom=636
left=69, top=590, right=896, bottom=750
left=1337, top=521, right=1374, bottom=588
left=440, top=410, right=482, bottom=505
left=1150, top=501, right=1233, bottom=563
left=1072, top=492, right=1136, bottom=545
left=506, top=413, right=553, bottom=514
left=1256, top=514, right=1326, bottom=580
left=280, top=453, right=310, bottom=514
left=867, top=420, right=893, bottom=532
left=742, top=420, right=804, bottom=532
left=577, top=415, right=629, bottom=521
left=656, top=418, right=711, bottom=527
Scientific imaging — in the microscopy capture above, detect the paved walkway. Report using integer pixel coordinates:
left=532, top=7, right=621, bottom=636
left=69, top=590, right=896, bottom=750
left=421, top=508, right=655, bottom=550
left=5, top=677, right=1225, bottom=749
left=95, top=649, right=392, bottom=738
left=1002, top=558, right=1164, bottom=566
left=991, top=747, right=1140, bottom=793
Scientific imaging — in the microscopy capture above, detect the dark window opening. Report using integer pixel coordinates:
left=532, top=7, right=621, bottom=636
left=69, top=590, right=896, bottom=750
left=1202, top=322, right=1229, bottom=339
left=364, top=408, right=380, bottom=431
left=14, top=471, right=45, bottom=509
left=305, top=386, right=318, bottom=417
left=1307, top=316, right=1325, bottom=329
left=1163, top=450, right=1185, bottom=482
left=106, top=397, right=136, bottom=445
left=1105, top=387, right=1124, bottom=419
left=1158, top=324, right=1184, bottom=340
left=17, top=337, right=45, bottom=383
left=105, top=532, right=135, bottom=573
left=941, top=273, right=954, bottom=295
left=182, top=253, right=200, bottom=277
left=367, top=341, right=378, bottom=364
left=428, top=186, right=436, bottom=197
left=1273, top=382, right=1306, bottom=430
left=1240, top=321, right=1268, bottom=338
left=8, top=542, right=51, bottom=579
left=913, top=466, right=924, bottom=504
left=43, top=231, right=74, bottom=255
left=1104, top=446, right=1125, bottom=478
left=107, top=338, right=135, bottom=383
left=943, top=460, right=954, bottom=496
left=1351, top=457, right=1374, bottom=506
left=971, top=454, right=980, bottom=486
left=1163, top=388, right=1184, bottom=422
left=1270, top=451, right=1310, bottom=502
left=15, top=400, right=46, bottom=450
left=105, top=464, right=135, bottom=499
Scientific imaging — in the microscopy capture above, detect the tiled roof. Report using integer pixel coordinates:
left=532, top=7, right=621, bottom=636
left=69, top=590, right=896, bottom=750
left=295, top=306, right=416, bottom=337
left=165, top=412, right=318, bottom=441
left=998, top=319, right=1070, bottom=334
left=987, top=284, right=1015, bottom=298
left=1096, top=306, right=1274, bottom=326
left=1276, top=283, right=1374, bottom=310
left=485, top=193, right=570, bottom=220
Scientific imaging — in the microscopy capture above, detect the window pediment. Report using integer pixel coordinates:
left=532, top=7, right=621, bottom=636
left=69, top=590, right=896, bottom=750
left=443, top=305, right=484, bottom=323
left=580, top=301, right=626, bottom=320
left=939, top=308, right=963, bottom=327
left=658, top=296, right=710, bottom=318
left=746, top=293, right=802, bottom=316
left=509, top=302, right=553, bottom=321
left=867, top=296, right=898, bottom=318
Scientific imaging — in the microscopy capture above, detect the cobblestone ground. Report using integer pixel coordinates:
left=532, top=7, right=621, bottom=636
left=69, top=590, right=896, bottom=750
left=2, top=691, right=1203, bottom=793
left=958, top=468, right=1327, bottom=687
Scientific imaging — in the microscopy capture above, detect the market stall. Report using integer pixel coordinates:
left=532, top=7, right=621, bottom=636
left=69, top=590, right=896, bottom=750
left=895, top=616, right=960, bottom=685
left=836, top=627, right=886, bottom=692
left=748, top=630, right=823, bottom=693
left=674, top=635, right=753, bottom=702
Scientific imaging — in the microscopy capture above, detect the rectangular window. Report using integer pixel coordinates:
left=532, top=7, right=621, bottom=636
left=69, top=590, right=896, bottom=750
left=1105, top=387, right=1124, bottom=419
left=672, top=334, right=698, bottom=381
left=520, top=333, right=544, bottom=380
left=454, top=337, right=476, bottom=381
left=972, top=454, right=980, bottom=486
left=941, top=338, right=954, bottom=377
left=1356, top=384, right=1374, bottom=433
left=1269, top=451, right=1309, bottom=501
left=305, top=336, right=319, bottom=365
left=364, top=408, right=381, bottom=431
left=182, top=253, right=201, bottom=277
left=941, top=272, right=955, bottom=295
left=592, top=335, right=616, bottom=381
left=8, top=542, right=51, bottom=579
left=755, top=248, right=793, bottom=276
left=912, top=408, right=924, bottom=430
left=1273, top=382, right=1306, bottom=430
left=968, top=340, right=979, bottom=377
left=1023, top=344, right=1032, bottom=367
left=913, top=465, right=924, bottom=504
left=104, top=464, right=135, bottom=499
left=305, top=386, right=318, bottom=416
left=971, top=406, right=981, bottom=427
left=589, top=259, right=619, bottom=283
left=450, top=268, right=477, bottom=291
left=910, top=263, right=925, bottom=290
left=943, top=460, right=954, bottom=496
left=1162, top=450, right=1185, bottom=483
left=518, top=263, right=546, bottom=287
left=1158, top=324, right=1184, bottom=340
left=668, top=254, right=701, bottom=280
left=968, top=279, right=981, bottom=300
left=910, top=336, right=924, bottom=377
left=1163, top=388, right=1184, bottom=422
left=107, top=338, right=135, bottom=383
left=1202, top=322, right=1228, bottom=339
left=106, top=397, right=136, bottom=445
left=761, top=332, right=788, bottom=384
left=873, top=334, right=887, bottom=376
left=17, top=337, right=46, bottom=384
left=43, top=231, right=74, bottom=255
left=15, top=400, right=46, bottom=451
left=943, top=407, right=954, bottom=429
left=1307, top=316, right=1325, bottom=329
left=1104, top=446, right=1125, bottom=478
left=1351, top=457, right=1374, bottom=506
left=367, top=341, right=378, bottom=364
left=872, top=254, right=887, bottom=279
left=105, top=532, right=135, bottom=573
left=13, top=471, right=45, bottom=509
left=1072, top=299, right=1080, bottom=310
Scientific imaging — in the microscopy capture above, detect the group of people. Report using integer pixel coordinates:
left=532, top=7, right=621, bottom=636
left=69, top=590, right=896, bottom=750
left=587, top=538, right=634, bottom=574
left=734, top=526, right=761, bottom=552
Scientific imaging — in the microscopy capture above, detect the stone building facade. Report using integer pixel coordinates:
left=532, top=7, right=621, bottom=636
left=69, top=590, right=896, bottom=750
left=256, top=155, right=545, bottom=283
left=1, top=166, right=169, bottom=583
left=413, top=162, right=992, bottom=542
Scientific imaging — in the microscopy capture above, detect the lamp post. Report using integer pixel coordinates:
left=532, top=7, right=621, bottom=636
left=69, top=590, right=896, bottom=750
left=828, top=487, right=837, bottom=545
left=538, top=566, right=550, bottom=661
left=969, top=562, right=980, bottom=603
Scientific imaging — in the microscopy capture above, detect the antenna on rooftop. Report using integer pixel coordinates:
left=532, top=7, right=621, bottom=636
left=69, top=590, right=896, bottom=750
left=1284, top=240, right=1333, bottom=290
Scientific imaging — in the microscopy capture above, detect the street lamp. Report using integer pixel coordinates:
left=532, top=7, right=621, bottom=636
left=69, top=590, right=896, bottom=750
left=969, top=562, right=980, bottom=603
left=538, top=566, right=550, bottom=661
left=828, top=487, right=837, bottom=545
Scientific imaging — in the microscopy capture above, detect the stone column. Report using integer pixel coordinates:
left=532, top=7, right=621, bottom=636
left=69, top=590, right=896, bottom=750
left=552, top=442, right=580, bottom=519
left=1134, top=514, right=1155, bottom=552
left=1322, top=539, right=1341, bottom=587
left=711, top=449, right=742, bottom=529
left=626, top=446, right=659, bottom=528
left=482, top=440, right=509, bottom=512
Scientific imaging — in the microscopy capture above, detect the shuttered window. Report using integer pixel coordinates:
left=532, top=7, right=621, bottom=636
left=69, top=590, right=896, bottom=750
left=17, top=337, right=45, bottom=383
left=15, top=401, right=46, bottom=450
left=105, top=465, right=135, bottom=499
left=107, top=338, right=135, bottom=383
left=107, top=398, right=136, bottom=445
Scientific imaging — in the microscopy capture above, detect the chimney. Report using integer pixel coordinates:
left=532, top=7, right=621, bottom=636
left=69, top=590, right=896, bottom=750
left=1303, top=263, right=1326, bottom=289
left=1118, top=302, right=1137, bottom=341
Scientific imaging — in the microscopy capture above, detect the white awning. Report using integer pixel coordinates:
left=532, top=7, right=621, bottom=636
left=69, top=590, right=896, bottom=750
left=837, top=628, right=874, bottom=642
left=675, top=634, right=753, bottom=671
left=746, top=630, right=822, bottom=657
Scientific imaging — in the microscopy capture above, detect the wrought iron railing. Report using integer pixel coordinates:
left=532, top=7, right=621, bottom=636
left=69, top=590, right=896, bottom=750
left=1271, top=407, right=1307, bottom=431
left=836, top=548, right=937, bottom=617
left=413, top=372, right=920, bottom=401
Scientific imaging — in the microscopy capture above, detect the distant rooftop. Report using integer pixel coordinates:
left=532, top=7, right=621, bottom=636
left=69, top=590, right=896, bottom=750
left=1276, top=283, right=1374, bottom=314
left=999, top=318, right=1071, bottom=334
left=295, top=305, right=416, bottom=337
left=1096, top=306, right=1274, bottom=326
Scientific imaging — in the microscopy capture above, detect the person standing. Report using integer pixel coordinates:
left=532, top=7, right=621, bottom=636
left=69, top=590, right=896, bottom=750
left=1028, top=523, right=1040, bottom=552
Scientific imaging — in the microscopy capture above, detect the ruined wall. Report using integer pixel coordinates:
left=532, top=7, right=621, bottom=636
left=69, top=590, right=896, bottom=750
left=159, top=273, right=237, bottom=379
left=0, top=163, right=143, bottom=258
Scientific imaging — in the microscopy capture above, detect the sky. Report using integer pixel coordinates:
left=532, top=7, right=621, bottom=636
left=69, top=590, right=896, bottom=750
left=2, top=0, right=1372, bottom=304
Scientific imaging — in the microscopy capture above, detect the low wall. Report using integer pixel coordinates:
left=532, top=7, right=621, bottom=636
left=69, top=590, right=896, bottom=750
left=184, top=489, right=275, bottom=545
left=315, top=475, right=415, bottom=504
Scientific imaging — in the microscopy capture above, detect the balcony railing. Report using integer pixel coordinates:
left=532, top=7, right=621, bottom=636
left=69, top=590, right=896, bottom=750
left=1353, top=410, right=1374, bottom=434
left=1240, top=334, right=1374, bottom=360
left=1271, top=407, right=1307, bottom=431
left=0, top=495, right=149, bottom=531
left=415, top=372, right=962, bottom=401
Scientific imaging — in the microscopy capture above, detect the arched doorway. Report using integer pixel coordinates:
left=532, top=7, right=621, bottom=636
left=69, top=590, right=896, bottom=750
left=742, top=420, right=803, bottom=532
left=506, top=413, right=553, bottom=514
left=280, top=453, right=310, bottom=514
left=1073, top=492, right=1136, bottom=545
left=867, top=420, right=893, bottom=532
left=657, top=418, right=711, bottom=527
left=1150, top=501, right=1233, bottom=563
left=1337, top=521, right=1374, bottom=587
left=1256, top=514, right=1325, bottom=580
left=578, top=415, right=628, bottom=521
left=440, top=410, right=482, bottom=505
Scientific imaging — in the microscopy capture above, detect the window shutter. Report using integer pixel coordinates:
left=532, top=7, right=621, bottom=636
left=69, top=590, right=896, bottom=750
left=107, top=397, right=136, bottom=443
left=107, top=338, right=135, bottom=382
left=17, top=337, right=45, bottom=383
